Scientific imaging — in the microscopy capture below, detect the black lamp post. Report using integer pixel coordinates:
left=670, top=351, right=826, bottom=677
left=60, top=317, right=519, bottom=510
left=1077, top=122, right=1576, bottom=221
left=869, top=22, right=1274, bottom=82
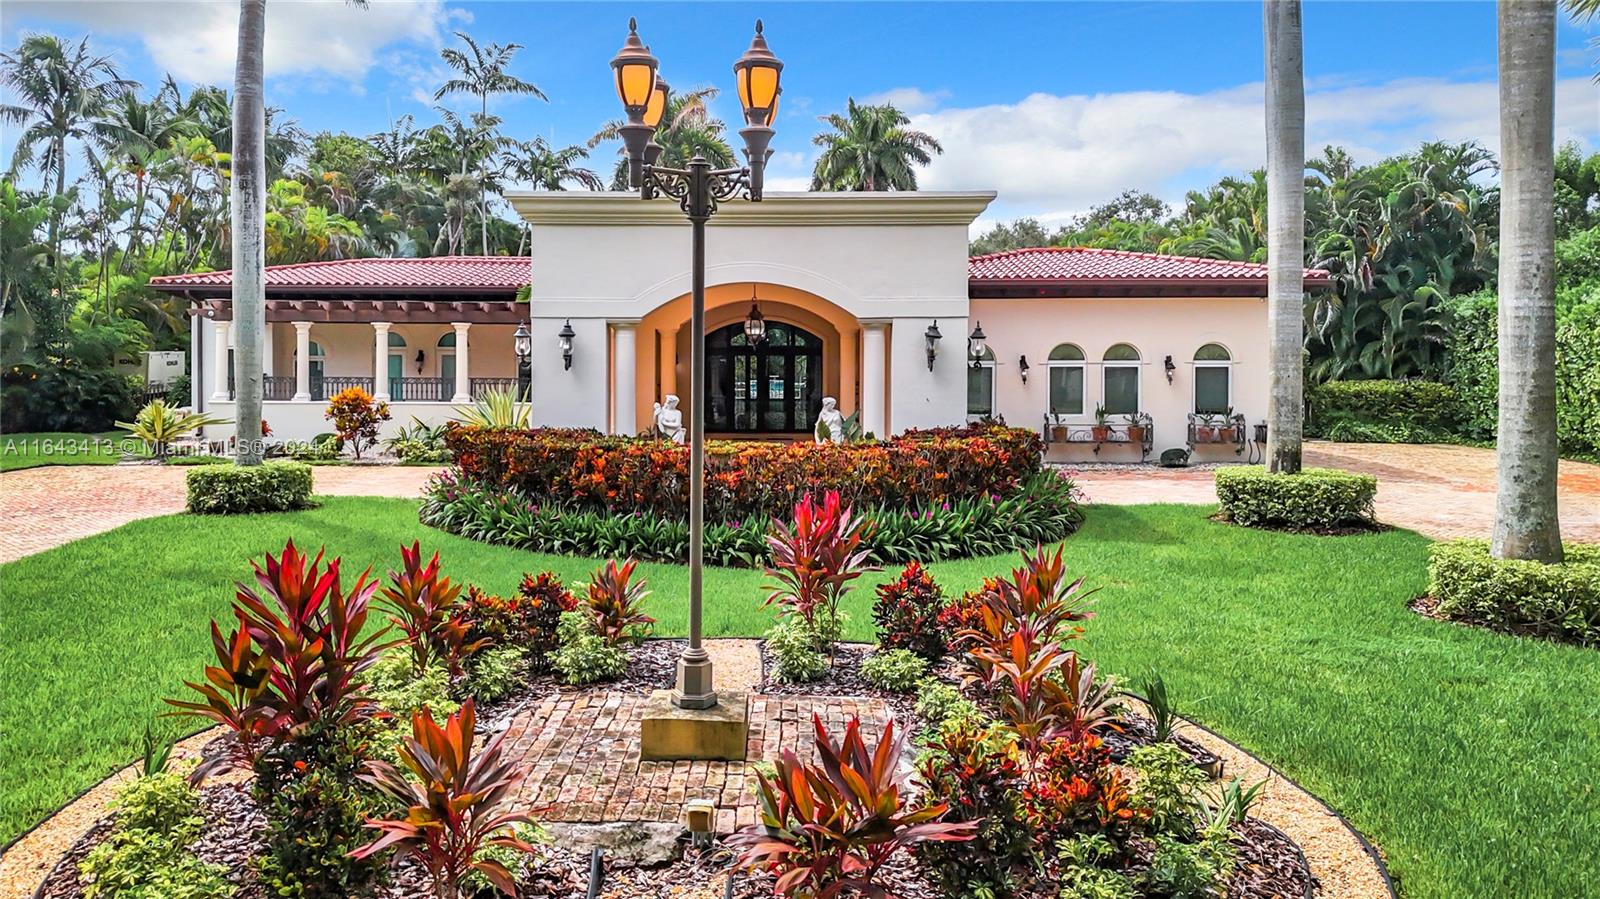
left=613, top=17, right=781, bottom=711
left=513, top=322, right=532, bottom=399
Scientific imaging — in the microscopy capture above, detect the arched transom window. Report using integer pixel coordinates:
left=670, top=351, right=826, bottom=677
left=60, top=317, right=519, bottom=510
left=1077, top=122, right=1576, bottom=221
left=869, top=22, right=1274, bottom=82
left=1046, top=343, right=1085, bottom=418
left=1193, top=343, right=1231, bottom=414
left=1101, top=343, right=1141, bottom=415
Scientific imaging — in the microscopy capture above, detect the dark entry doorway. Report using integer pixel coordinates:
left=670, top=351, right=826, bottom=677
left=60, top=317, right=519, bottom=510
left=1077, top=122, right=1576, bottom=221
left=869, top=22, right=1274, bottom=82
left=704, top=321, right=823, bottom=433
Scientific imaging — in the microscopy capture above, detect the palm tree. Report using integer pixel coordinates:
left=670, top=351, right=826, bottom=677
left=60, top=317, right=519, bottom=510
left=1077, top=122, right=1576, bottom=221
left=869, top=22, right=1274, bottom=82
left=1492, top=0, right=1563, bottom=562
left=1, top=34, right=135, bottom=274
left=810, top=99, right=942, bottom=191
left=507, top=137, right=603, bottom=191
left=434, top=31, right=546, bottom=255
left=1263, top=0, right=1305, bottom=474
left=591, top=87, right=735, bottom=189
left=231, top=0, right=363, bottom=465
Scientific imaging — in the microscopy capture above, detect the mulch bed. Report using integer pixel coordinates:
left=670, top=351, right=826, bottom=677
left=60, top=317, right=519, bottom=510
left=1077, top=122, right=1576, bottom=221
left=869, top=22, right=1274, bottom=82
left=1408, top=594, right=1595, bottom=650
left=476, top=639, right=687, bottom=733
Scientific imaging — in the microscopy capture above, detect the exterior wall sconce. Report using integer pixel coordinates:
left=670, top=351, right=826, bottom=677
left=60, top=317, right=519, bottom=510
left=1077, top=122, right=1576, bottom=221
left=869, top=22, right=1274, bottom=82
left=924, top=320, right=942, bottom=371
left=1018, top=355, right=1030, bottom=384
left=1164, top=355, right=1176, bottom=383
left=513, top=322, right=532, bottom=397
left=414, top=349, right=426, bottom=374
left=967, top=321, right=987, bottom=369
left=557, top=319, right=576, bottom=371
left=743, top=298, right=766, bottom=345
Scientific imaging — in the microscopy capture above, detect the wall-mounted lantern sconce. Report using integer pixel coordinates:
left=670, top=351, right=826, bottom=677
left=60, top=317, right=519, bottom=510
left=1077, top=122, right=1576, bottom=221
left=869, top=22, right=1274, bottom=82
left=513, top=322, right=532, bottom=397
left=924, top=320, right=942, bottom=371
left=967, top=321, right=987, bottom=369
left=557, top=320, right=576, bottom=371
left=414, top=349, right=426, bottom=374
left=1018, top=355, right=1030, bottom=384
left=1164, top=355, right=1176, bottom=384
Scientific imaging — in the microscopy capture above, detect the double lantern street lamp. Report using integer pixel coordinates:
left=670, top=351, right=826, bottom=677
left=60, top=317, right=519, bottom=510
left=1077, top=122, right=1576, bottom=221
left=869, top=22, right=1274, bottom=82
left=612, top=17, right=782, bottom=710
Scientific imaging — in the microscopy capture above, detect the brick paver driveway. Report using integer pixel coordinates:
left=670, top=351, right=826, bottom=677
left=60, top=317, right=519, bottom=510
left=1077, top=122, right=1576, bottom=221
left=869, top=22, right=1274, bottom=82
left=0, top=464, right=443, bottom=563
left=1067, top=441, right=1600, bottom=542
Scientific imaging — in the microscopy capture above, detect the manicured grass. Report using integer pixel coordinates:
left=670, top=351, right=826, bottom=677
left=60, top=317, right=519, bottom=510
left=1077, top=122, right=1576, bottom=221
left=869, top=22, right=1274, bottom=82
left=0, top=431, right=136, bottom=471
left=2, top=498, right=1597, bottom=898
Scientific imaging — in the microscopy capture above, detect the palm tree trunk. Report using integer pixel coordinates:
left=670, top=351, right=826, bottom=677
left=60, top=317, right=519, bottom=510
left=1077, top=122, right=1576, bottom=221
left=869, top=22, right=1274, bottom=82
left=1264, top=0, right=1305, bottom=474
left=480, top=92, right=489, bottom=255
left=232, top=0, right=267, bottom=465
left=1492, top=0, right=1563, bottom=562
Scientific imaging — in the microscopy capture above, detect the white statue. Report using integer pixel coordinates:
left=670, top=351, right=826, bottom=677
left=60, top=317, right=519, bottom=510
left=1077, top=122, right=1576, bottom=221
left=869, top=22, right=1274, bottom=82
left=814, top=396, right=845, bottom=444
left=653, top=394, right=686, bottom=443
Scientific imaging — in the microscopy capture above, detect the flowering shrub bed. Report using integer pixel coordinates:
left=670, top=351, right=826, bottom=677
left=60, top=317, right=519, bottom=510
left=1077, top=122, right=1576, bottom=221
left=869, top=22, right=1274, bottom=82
left=443, top=422, right=1044, bottom=522
left=419, top=468, right=1082, bottom=566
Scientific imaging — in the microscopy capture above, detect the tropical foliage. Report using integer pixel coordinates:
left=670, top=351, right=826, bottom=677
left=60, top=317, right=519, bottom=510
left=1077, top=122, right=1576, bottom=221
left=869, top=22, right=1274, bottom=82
left=810, top=98, right=943, bottom=191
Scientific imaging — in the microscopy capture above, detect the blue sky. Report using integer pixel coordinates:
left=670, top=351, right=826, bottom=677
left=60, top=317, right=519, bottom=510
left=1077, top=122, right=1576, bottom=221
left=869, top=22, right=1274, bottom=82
left=4, top=1, right=1598, bottom=229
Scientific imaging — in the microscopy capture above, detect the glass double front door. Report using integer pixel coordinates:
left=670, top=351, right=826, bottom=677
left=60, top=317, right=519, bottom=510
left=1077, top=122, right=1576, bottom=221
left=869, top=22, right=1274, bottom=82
left=704, top=322, right=823, bottom=433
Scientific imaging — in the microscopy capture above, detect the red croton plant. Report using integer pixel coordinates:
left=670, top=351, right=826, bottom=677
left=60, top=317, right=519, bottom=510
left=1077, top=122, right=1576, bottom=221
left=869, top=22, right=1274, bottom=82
left=733, top=714, right=976, bottom=898
left=763, top=491, right=877, bottom=639
left=352, top=700, right=537, bottom=899
left=584, top=557, right=656, bottom=645
left=380, top=541, right=483, bottom=676
left=166, top=539, right=395, bottom=780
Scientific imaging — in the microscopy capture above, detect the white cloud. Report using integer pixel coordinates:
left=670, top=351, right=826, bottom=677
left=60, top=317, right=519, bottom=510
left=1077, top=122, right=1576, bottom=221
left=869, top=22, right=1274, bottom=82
left=7, top=0, right=450, bottom=84
left=859, top=87, right=950, bottom=114
left=899, top=76, right=1600, bottom=225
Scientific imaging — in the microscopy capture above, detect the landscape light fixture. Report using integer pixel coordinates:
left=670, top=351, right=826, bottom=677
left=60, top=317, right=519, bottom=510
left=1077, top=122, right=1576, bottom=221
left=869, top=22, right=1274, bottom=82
left=968, top=321, right=987, bottom=369
left=613, top=18, right=782, bottom=711
left=924, top=320, right=942, bottom=371
left=557, top=319, right=576, bottom=371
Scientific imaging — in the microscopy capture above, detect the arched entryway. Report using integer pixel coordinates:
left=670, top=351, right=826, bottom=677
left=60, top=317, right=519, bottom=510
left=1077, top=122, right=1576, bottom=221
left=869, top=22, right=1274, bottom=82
left=705, top=321, right=824, bottom=433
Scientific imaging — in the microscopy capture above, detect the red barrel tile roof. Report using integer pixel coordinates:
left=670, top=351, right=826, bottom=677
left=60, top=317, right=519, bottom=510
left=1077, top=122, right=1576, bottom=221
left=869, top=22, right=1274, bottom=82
left=149, top=256, right=530, bottom=291
left=968, top=246, right=1329, bottom=284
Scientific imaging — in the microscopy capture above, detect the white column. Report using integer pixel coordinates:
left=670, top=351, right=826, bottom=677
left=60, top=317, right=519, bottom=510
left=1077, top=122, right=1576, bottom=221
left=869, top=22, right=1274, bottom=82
left=292, top=322, right=313, bottom=402
left=611, top=321, right=638, bottom=435
left=372, top=321, right=391, bottom=401
left=861, top=321, right=888, bottom=438
left=451, top=321, right=471, bottom=403
left=211, top=318, right=231, bottom=400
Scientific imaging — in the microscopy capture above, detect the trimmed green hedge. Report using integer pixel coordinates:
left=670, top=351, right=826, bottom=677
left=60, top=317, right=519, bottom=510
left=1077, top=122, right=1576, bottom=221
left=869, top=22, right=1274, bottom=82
left=185, top=461, right=315, bottom=514
left=1307, top=380, right=1459, bottom=443
left=1444, top=292, right=1600, bottom=461
left=1428, top=540, right=1600, bottom=645
left=1214, top=466, right=1377, bottom=531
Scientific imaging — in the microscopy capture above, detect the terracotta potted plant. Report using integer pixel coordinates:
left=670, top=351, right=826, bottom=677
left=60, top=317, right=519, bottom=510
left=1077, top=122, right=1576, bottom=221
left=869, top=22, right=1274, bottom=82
left=1194, top=412, right=1217, bottom=443
left=1091, top=404, right=1111, bottom=442
left=1049, top=410, right=1070, bottom=443
left=1124, top=414, right=1146, bottom=446
left=1217, top=406, right=1238, bottom=443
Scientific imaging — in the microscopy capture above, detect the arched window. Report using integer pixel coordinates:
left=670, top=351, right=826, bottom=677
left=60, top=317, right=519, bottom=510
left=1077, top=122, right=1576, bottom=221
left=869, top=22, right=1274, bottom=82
left=388, top=332, right=407, bottom=347
left=1046, top=343, right=1085, bottom=418
left=966, top=347, right=996, bottom=419
left=437, top=332, right=456, bottom=348
left=1193, top=343, right=1231, bottom=414
left=1101, top=344, right=1141, bottom=416
left=437, top=332, right=457, bottom=383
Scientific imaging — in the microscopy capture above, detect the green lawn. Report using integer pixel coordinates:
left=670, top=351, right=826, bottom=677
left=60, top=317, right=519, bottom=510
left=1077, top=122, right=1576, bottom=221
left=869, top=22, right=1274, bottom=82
left=0, top=431, right=135, bottom=471
left=2, top=498, right=1596, bottom=898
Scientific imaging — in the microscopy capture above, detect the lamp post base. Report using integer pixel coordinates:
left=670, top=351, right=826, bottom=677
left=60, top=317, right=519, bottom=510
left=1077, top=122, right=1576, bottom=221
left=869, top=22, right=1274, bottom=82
left=671, top=651, right=718, bottom=710
left=640, top=689, right=748, bottom=761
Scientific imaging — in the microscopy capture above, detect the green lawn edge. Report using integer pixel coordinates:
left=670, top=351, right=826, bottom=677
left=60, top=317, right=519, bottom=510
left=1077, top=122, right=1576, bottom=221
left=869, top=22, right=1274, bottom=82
left=2, top=497, right=1596, bottom=898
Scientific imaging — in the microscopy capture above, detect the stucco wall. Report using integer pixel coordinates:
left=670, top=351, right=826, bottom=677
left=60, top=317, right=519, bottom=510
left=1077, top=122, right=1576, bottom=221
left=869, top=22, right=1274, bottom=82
left=969, top=296, right=1267, bottom=461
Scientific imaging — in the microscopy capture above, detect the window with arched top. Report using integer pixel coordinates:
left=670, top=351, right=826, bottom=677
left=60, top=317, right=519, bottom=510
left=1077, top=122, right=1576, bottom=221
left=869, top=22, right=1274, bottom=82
left=1102, top=344, right=1141, bottom=415
left=387, top=332, right=407, bottom=347
left=437, top=332, right=456, bottom=348
left=1194, top=343, right=1232, bottom=414
left=1046, top=344, right=1086, bottom=418
left=966, top=347, right=996, bottom=419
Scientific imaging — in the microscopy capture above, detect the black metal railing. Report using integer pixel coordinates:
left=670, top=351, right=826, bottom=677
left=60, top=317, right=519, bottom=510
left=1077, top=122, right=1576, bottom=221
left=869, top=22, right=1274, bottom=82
left=1186, top=412, right=1248, bottom=455
left=1042, top=412, right=1155, bottom=461
left=312, top=376, right=375, bottom=402
left=263, top=376, right=296, bottom=401
left=389, top=376, right=452, bottom=403
left=469, top=377, right=522, bottom=399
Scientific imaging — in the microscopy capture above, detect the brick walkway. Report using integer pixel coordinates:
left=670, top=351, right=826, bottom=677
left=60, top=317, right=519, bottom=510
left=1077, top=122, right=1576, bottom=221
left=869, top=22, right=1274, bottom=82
left=502, top=691, right=889, bottom=834
left=1065, top=441, right=1600, bottom=542
left=0, top=464, right=443, bottom=563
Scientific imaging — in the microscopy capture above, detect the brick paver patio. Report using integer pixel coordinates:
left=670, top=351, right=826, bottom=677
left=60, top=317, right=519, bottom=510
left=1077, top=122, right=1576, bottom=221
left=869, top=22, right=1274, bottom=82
left=501, top=691, right=889, bottom=834
left=1067, top=441, right=1600, bottom=542
left=0, top=464, right=443, bottom=563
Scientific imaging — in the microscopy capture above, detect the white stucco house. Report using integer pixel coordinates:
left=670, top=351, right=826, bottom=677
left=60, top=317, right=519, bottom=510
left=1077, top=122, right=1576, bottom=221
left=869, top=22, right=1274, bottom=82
left=152, top=191, right=1327, bottom=461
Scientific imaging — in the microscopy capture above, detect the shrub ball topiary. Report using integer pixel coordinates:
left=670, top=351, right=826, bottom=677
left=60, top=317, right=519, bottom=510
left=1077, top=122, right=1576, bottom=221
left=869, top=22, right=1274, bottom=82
left=1428, top=540, right=1600, bottom=645
left=1213, top=466, right=1377, bottom=531
left=184, top=460, right=314, bottom=514
left=873, top=562, right=949, bottom=660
